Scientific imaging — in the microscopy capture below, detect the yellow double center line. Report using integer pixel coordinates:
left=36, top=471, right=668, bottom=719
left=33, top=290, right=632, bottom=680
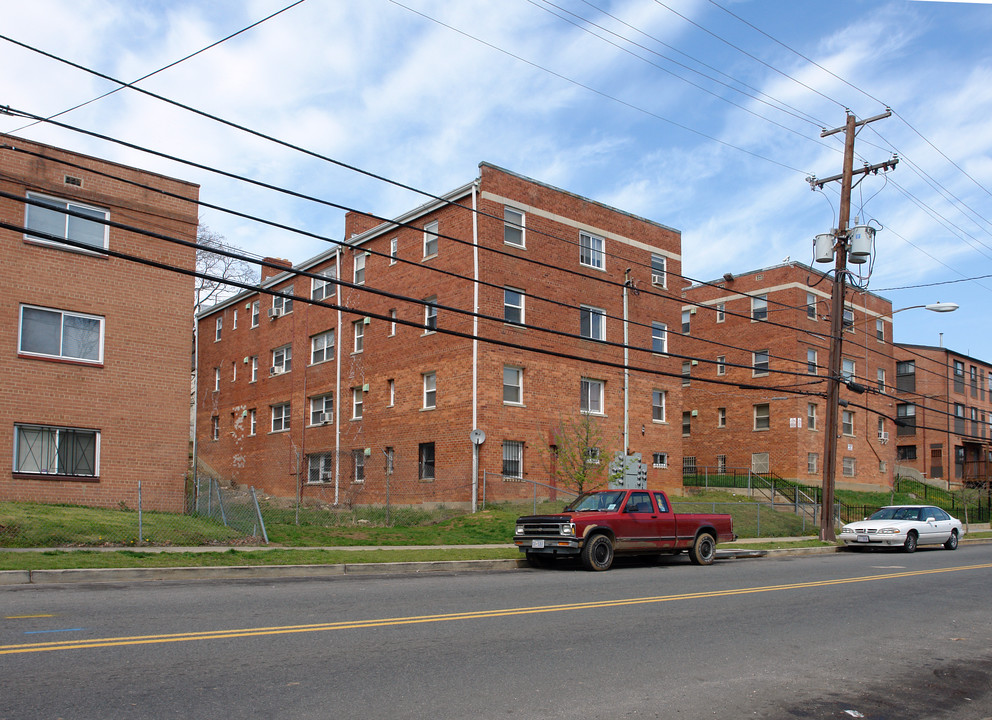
left=3, top=563, right=990, bottom=656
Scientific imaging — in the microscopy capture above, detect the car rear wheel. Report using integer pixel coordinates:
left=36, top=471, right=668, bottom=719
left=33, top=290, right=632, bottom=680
left=944, top=530, right=959, bottom=550
left=689, top=533, right=716, bottom=566
left=581, top=534, right=614, bottom=571
left=903, top=531, right=918, bottom=553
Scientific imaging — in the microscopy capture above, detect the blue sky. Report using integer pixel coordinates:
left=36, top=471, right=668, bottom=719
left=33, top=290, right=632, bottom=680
left=3, top=0, right=992, bottom=359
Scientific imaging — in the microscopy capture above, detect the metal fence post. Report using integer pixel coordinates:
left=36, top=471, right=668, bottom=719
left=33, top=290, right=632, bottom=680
left=138, top=479, right=143, bottom=544
left=250, top=487, right=269, bottom=544
left=214, top=478, right=228, bottom=527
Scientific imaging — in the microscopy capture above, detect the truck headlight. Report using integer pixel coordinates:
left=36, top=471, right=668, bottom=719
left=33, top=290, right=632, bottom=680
left=515, top=525, right=524, bottom=536
left=560, top=523, right=575, bottom=536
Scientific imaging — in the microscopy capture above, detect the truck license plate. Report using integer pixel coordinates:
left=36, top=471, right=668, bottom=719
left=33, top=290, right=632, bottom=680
left=532, top=539, right=545, bottom=549
left=857, top=535, right=869, bottom=543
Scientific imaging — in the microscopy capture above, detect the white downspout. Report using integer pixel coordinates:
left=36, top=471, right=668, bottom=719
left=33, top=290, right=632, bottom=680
left=623, top=269, right=630, bottom=453
left=471, top=180, right=480, bottom=512
left=334, top=245, right=342, bottom=505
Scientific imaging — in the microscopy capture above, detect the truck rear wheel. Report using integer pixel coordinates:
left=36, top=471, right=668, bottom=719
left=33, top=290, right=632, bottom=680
left=581, top=534, right=614, bottom=571
left=689, top=532, right=716, bottom=566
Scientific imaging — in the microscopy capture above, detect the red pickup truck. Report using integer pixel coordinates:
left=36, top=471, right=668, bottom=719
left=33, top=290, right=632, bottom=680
left=514, top=489, right=735, bottom=571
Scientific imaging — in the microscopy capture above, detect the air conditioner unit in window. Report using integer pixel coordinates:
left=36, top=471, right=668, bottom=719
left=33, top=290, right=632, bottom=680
left=270, top=366, right=285, bottom=376
left=879, top=431, right=889, bottom=443
left=651, top=274, right=664, bottom=285
left=314, top=412, right=329, bottom=424
left=268, top=307, right=283, bottom=319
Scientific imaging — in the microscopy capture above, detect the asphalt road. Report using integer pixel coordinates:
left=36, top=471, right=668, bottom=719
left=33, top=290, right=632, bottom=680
left=1, top=545, right=990, bottom=720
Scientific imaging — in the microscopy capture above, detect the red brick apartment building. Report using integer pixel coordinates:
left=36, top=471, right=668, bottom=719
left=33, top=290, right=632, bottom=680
left=680, top=262, right=896, bottom=491
left=196, top=163, right=684, bottom=507
left=893, top=344, right=992, bottom=486
left=1, top=137, right=198, bottom=511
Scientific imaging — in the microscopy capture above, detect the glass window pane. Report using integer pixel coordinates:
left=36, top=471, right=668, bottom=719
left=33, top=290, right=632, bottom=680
left=20, top=307, right=61, bottom=356
left=62, top=315, right=101, bottom=361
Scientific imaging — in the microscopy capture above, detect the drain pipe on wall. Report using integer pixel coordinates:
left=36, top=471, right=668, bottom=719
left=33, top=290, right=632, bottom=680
left=471, top=179, right=481, bottom=512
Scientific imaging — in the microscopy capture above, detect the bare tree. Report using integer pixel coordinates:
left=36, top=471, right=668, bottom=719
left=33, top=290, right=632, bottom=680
left=195, top=223, right=259, bottom=309
left=546, top=414, right=618, bottom=495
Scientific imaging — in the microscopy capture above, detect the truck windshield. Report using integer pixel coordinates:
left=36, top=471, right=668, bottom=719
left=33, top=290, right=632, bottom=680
left=563, top=491, right=627, bottom=512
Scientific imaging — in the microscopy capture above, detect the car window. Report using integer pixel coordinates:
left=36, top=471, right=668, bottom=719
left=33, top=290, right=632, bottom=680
left=653, top=492, right=670, bottom=513
left=934, top=508, right=950, bottom=521
left=625, top=492, right=652, bottom=513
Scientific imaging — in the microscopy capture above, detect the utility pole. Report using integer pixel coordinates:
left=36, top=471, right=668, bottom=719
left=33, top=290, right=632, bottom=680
left=809, top=109, right=897, bottom=541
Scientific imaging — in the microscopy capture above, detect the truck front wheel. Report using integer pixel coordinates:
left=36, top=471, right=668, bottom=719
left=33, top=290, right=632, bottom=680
left=581, top=534, right=614, bottom=571
left=689, top=533, right=716, bottom=566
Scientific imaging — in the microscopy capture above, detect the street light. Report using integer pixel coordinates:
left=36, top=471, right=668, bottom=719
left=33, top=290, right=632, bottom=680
left=820, top=300, right=958, bottom=541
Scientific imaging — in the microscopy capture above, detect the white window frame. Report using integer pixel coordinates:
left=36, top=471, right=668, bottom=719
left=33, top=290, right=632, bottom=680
left=806, top=292, right=817, bottom=320
left=273, top=288, right=293, bottom=315
left=311, top=266, right=337, bottom=301
left=652, top=390, right=666, bottom=423
left=24, top=192, right=109, bottom=253
left=651, top=322, right=667, bottom=354
left=250, top=356, right=258, bottom=383
left=353, top=320, right=364, bottom=353
left=580, top=305, right=606, bottom=341
left=272, top=345, right=292, bottom=374
left=423, top=372, right=437, bottom=409
left=353, top=450, right=366, bottom=483
left=504, top=207, right=525, bottom=248
left=419, top=442, right=436, bottom=480
left=579, top=231, right=605, bottom=270
left=311, top=330, right=335, bottom=365
left=248, top=409, right=257, bottom=436
left=502, top=440, right=524, bottom=479
left=808, top=453, right=818, bottom=474
left=716, top=355, right=726, bottom=376
left=753, top=350, right=769, bottom=377
left=754, top=403, right=770, bottom=431
left=213, top=367, right=220, bottom=392
left=877, top=368, right=886, bottom=393
left=842, top=410, right=855, bottom=436
left=307, top=452, right=334, bottom=484
left=580, top=378, right=605, bottom=415
left=842, top=358, right=856, bottom=382
left=215, top=316, right=222, bottom=342
left=18, top=304, right=105, bottom=364
left=211, top=416, right=219, bottom=440
left=352, top=387, right=364, bottom=419
left=652, top=452, right=668, bottom=469
left=716, top=303, right=725, bottom=323
left=271, top=403, right=291, bottom=433
left=751, top=294, right=768, bottom=321
left=388, top=378, right=395, bottom=407
left=503, top=366, right=523, bottom=405
left=423, top=220, right=439, bottom=258
left=842, top=457, right=856, bottom=477
left=807, top=349, right=818, bottom=375
left=424, top=298, right=437, bottom=333
left=13, top=424, right=100, bottom=477
left=504, top=287, right=525, bottom=325
left=682, top=310, right=691, bottom=334
left=717, top=407, right=727, bottom=428
left=808, top=403, right=818, bottom=431
left=353, top=252, right=366, bottom=285
left=650, top=254, right=666, bottom=287
left=390, top=237, right=398, bottom=264
left=310, top=394, right=334, bottom=425
left=389, top=309, right=397, bottom=336
left=251, top=301, right=260, bottom=327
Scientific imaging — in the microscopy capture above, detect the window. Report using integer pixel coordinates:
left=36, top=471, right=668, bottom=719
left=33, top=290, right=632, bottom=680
left=716, top=455, right=726, bottom=474
left=878, top=416, right=886, bottom=440
left=579, top=231, right=605, bottom=269
left=504, top=288, right=524, bottom=325
left=14, top=424, right=99, bottom=477
left=25, top=192, right=108, bottom=251
left=807, top=349, right=818, bottom=375
left=751, top=294, right=768, bottom=321
left=652, top=452, right=668, bottom=469
left=230, top=360, right=237, bottom=382
left=211, top=416, right=219, bottom=441
left=716, top=356, right=726, bottom=376
left=310, top=394, right=333, bottom=425
left=896, top=360, right=916, bottom=393
left=715, top=303, right=725, bottom=323
left=423, top=372, right=437, bottom=409
left=580, top=378, right=604, bottom=414
left=232, top=310, right=237, bottom=330
left=842, top=457, right=856, bottom=477
left=717, top=407, right=726, bottom=427
left=877, top=368, right=886, bottom=393
left=896, top=403, right=916, bottom=436
left=842, top=410, right=855, bottom=436
left=311, top=266, right=337, bottom=301
left=353, top=450, right=366, bottom=483
left=683, top=455, right=697, bottom=474
left=682, top=310, right=691, bottom=334
left=353, top=252, right=366, bottom=285
left=843, top=308, right=855, bottom=332
left=419, top=442, right=436, bottom=480
left=754, top=404, right=770, bottom=431
left=897, top=445, right=917, bottom=461
left=503, top=366, right=523, bottom=405
left=682, top=411, right=692, bottom=436
left=390, top=238, right=398, bottom=264
left=751, top=452, right=770, bottom=474
left=307, top=453, right=333, bottom=484
left=806, top=292, right=817, bottom=320
left=953, top=360, right=965, bottom=393
left=650, top=254, right=666, bottom=286
left=583, top=447, right=601, bottom=465
left=271, top=403, right=291, bottom=432
left=251, top=301, right=260, bottom=327
left=352, top=387, right=364, bottom=419
left=580, top=305, right=605, bottom=341
left=753, top=350, right=769, bottom=376
left=19, top=305, right=103, bottom=364
left=424, top=297, right=437, bottom=332
left=272, top=345, right=292, bottom=374
left=652, top=390, right=666, bottom=422
left=807, top=403, right=818, bottom=431
left=389, top=309, right=397, bottom=336
left=248, top=409, right=256, bottom=436
left=876, top=318, right=885, bottom=342
left=353, top=320, right=364, bottom=353
left=273, top=288, right=293, bottom=315
left=387, top=378, right=395, bottom=407
left=311, top=330, right=335, bottom=365
left=213, top=367, right=220, bottom=392
left=504, top=207, right=525, bottom=247
left=682, top=361, right=691, bottom=387
left=502, top=441, right=523, bottom=479
left=651, top=322, right=667, bottom=354
left=423, top=220, right=438, bottom=257
left=807, top=453, right=818, bottom=474
left=841, top=358, right=855, bottom=382
left=215, top=316, right=222, bottom=342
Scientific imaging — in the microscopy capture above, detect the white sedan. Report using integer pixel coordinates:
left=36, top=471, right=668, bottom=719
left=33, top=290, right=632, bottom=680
left=839, top=505, right=964, bottom=553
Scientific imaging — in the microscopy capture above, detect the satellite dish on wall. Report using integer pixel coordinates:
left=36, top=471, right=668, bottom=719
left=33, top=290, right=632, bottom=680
left=469, top=428, right=486, bottom=445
